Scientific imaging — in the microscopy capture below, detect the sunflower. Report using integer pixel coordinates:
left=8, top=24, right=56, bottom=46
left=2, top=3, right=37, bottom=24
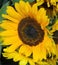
left=36, top=0, right=58, bottom=7
left=0, top=1, right=56, bottom=65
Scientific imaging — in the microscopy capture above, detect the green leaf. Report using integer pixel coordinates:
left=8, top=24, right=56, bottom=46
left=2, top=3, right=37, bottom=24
left=24, top=0, right=34, bottom=2
left=0, top=1, right=9, bottom=23
left=12, top=0, right=20, bottom=4
left=12, top=0, right=34, bottom=4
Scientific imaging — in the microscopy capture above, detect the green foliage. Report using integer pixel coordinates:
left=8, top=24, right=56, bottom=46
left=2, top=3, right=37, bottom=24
left=12, top=0, right=34, bottom=4
left=12, top=0, right=20, bottom=4
left=0, top=1, right=9, bottom=22
left=23, top=0, right=34, bottom=2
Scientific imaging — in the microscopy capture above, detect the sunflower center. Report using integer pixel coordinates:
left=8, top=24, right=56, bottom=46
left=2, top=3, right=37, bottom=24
left=24, top=25, right=38, bottom=38
left=18, top=17, right=44, bottom=46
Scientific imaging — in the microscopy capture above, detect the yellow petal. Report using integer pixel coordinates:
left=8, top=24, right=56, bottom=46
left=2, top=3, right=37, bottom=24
left=2, top=37, right=14, bottom=45
left=0, top=30, right=17, bottom=37
left=32, top=44, right=46, bottom=62
left=19, top=1, right=29, bottom=16
left=6, top=6, right=22, bottom=20
left=36, top=0, right=44, bottom=6
left=40, top=47, right=46, bottom=59
left=36, top=8, right=49, bottom=28
left=32, top=46, right=40, bottom=62
left=2, top=51, right=17, bottom=59
left=3, top=42, right=21, bottom=52
left=3, top=53, right=14, bottom=59
left=30, top=3, right=38, bottom=19
left=26, top=2, right=31, bottom=13
left=2, top=51, right=23, bottom=62
left=13, top=52, right=23, bottom=62
left=2, top=35, right=23, bottom=45
left=19, top=58, right=28, bottom=65
left=0, top=20, right=18, bottom=30
left=3, top=35, right=23, bottom=52
left=43, top=32, right=56, bottom=55
left=15, top=2, right=25, bottom=17
left=2, top=14, right=19, bottom=23
left=19, top=45, right=32, bottom=57
left=28, top=59, right=35, bottom=65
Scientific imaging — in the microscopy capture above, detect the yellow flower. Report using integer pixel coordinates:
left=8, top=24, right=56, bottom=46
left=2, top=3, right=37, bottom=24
left=36, top=0, right=58, bottom=7
left=0, top=1, right=56, bottom=65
